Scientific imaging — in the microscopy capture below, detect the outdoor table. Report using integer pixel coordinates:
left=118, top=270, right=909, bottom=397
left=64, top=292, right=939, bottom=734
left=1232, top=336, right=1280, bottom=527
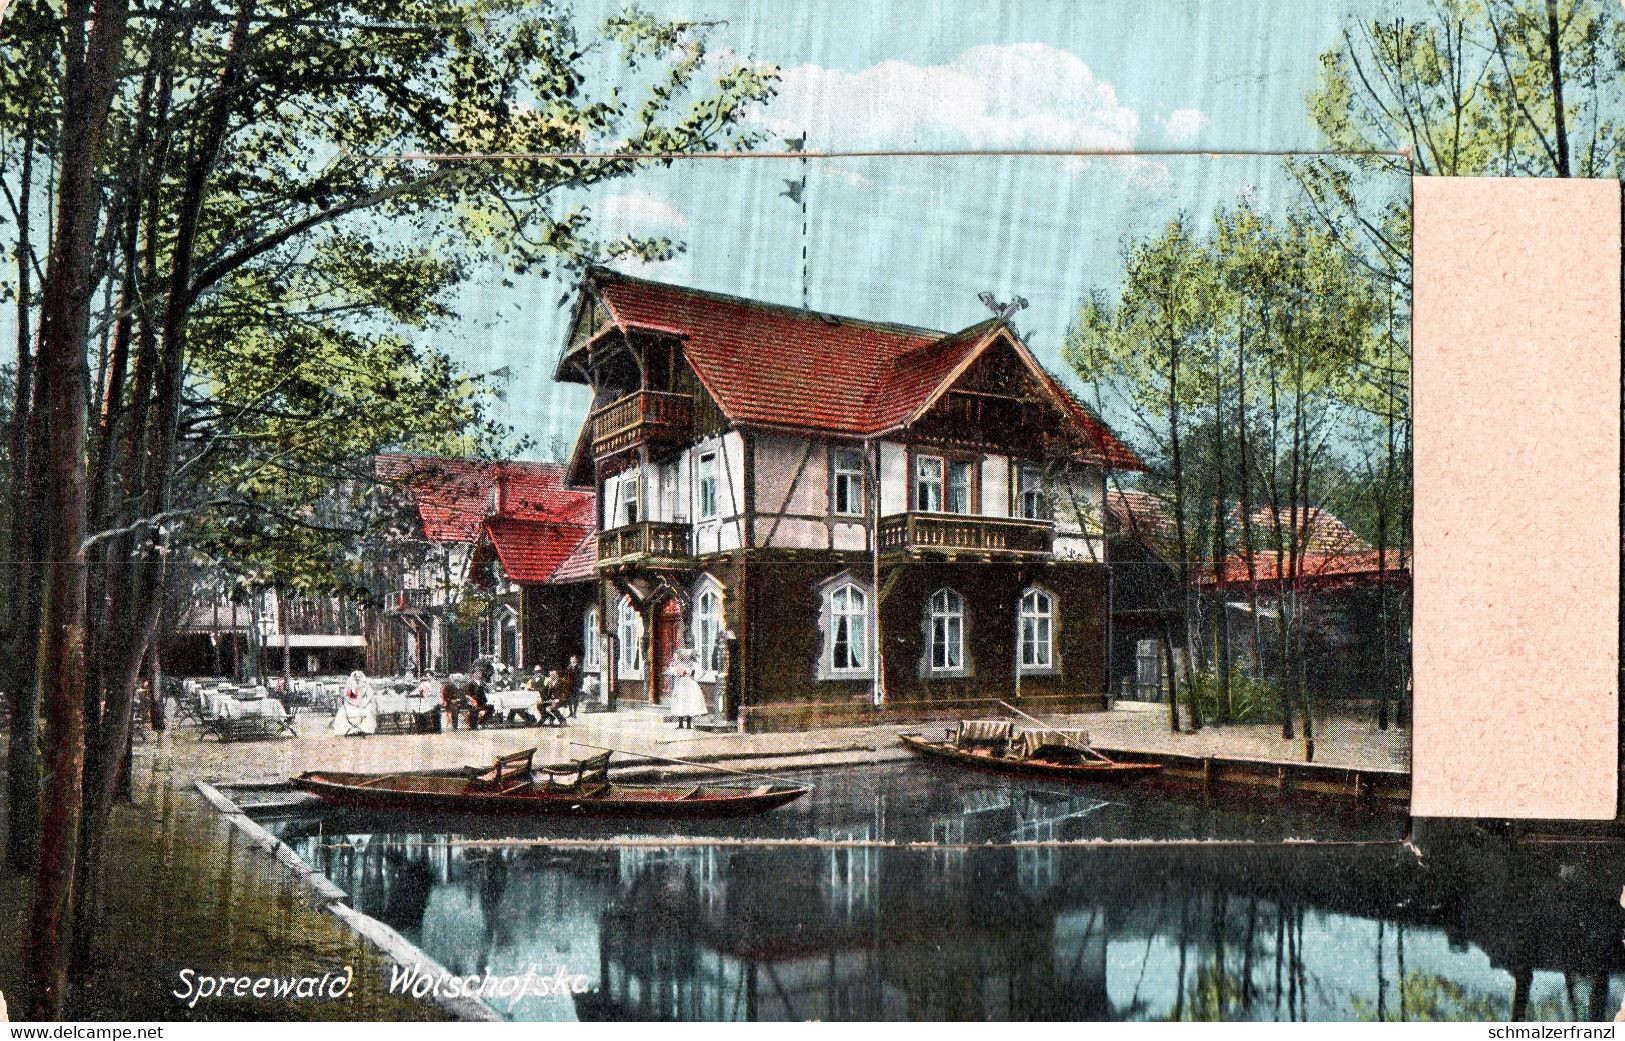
left=205, top=696, right=296, bottom=742
left=488, top=688, right=541, bottom=715
left=373, top=691, right=442, bottom=733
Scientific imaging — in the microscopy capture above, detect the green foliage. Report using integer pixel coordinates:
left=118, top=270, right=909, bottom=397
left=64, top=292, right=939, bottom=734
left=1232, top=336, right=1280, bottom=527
left=1351, top=972, right=1508, bottom=1022
left=1, top=0, right=778, bottom=602
left=1294, top=0, right=1625, bottom=291
left=1188, top=664, right=1282, bottom=725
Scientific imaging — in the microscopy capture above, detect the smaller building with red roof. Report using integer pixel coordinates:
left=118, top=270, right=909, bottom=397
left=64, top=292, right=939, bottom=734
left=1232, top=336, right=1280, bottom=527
left=373, top=453, right=597, bottom=674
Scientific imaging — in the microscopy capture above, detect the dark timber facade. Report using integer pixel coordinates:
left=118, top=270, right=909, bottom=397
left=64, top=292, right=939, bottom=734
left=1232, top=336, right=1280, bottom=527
left=555, top=269, right=1146, bottom=731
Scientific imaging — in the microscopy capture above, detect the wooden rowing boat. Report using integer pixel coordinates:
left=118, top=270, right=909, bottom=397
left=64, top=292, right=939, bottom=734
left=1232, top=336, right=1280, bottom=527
left=897, top=731, right=1163, bottom=781
left=291, top=769, right=812, bottom=817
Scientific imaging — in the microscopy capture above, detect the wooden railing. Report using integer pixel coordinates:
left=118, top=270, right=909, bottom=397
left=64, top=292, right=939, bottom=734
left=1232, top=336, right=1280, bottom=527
left=589, top=390, right=693, bottom=458
left=877, top=513, right=1054, bottom=557
left=386, top=587, right=440, bottom=613
left=597, top=521, right=691, bottom=565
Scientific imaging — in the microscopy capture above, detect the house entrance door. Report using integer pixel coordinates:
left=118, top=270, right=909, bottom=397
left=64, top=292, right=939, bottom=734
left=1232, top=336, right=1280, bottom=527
left=651, top=598, right=683, bottom=703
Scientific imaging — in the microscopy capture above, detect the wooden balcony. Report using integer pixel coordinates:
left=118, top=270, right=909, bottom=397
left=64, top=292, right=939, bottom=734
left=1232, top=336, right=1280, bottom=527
left=597, top=521, right=692, bottom=568
left=385, top=587, right=439, bottom=614
left=589, top=390, right=693, bottom=459
left=877, top=512, right=1054, bottom=559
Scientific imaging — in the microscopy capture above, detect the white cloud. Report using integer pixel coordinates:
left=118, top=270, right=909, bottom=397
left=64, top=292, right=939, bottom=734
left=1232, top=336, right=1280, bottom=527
left=592, top=192, right=689, bottom=234
left=762, top=43, right=1141, bottom=154
left=1161, top=108, right=1209, bottom=145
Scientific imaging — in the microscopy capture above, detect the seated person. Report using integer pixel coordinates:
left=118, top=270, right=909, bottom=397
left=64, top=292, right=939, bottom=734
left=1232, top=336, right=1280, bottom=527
left=539, top=669, right=567, bottom=727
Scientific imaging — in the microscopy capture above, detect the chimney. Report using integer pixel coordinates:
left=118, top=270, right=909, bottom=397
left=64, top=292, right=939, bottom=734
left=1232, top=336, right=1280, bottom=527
left=492, top=469, right=506, bottom=516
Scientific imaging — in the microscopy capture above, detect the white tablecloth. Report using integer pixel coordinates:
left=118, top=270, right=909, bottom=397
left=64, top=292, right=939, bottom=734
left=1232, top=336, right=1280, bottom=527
left=221, top=697, right=287, bottom=719
left=488, top=688, right=541, bottom=713
left=374, top=693, right=440, bottom=716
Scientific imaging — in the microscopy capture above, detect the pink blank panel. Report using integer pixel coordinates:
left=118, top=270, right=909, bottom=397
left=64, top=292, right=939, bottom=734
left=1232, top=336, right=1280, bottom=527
left=1411, top=176, right=1619, bottom=819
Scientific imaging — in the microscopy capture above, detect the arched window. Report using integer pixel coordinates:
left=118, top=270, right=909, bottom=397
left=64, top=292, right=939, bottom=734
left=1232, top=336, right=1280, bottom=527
left=616, top=596, right=644, bottom=677
left=1019, top=588, right=1055, bottom=671
left=928, top=588, right=965, bottom=672
left=828, top=582, right=868, bottom=674
left=582, top=606, right=600, bottom=671
left=693, top=583, right=722, bottom=676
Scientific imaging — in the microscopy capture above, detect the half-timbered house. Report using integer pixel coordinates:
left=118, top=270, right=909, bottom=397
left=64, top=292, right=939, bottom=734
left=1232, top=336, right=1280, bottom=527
left=554, top=269, right=1146, bottom=730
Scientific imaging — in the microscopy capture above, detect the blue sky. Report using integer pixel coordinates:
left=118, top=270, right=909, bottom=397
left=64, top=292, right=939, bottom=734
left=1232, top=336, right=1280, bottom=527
left=460, top=0, right=1412, bottom=458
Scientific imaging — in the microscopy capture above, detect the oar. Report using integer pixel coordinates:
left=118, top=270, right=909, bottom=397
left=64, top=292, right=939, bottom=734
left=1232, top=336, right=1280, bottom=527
left=569, top=741, right=817, bottom=789
left=998, top=700, right=1115, bottom=763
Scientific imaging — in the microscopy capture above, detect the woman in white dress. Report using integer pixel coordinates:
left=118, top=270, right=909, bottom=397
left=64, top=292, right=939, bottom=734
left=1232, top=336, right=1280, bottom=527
left=331, top=669, right=378, bottom=736
left=666, top=647, right=708, bottom=729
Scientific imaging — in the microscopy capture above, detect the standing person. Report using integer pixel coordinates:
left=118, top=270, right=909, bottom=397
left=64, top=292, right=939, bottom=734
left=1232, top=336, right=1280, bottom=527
left=332, top=669, right=378, bottom=737
left=666, top=647, right=707, bottom=730
left=562, top=655, right=582, bottom=718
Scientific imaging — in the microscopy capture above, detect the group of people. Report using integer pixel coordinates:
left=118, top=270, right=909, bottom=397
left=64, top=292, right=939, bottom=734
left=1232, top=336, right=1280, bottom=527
left=330, top=656, right=595, bottom=737
left=327, top=644, right=711, bottom=737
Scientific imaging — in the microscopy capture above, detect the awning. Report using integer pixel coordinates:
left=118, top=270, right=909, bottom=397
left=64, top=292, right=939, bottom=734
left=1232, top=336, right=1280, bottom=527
left=262, top=635, right=366, bottom=648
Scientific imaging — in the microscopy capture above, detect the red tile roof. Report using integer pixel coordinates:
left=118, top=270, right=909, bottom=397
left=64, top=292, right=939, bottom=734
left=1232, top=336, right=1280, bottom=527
left=375, top=453, right=594, bottom=544
left=1106, top=489, right=1181, bottom=558
left=568, top=270, right=1145, bottom=470
left=481, top=516, right=595, bottom=584
left=546, top=530, right=598, bottom=584
left=1198, top=548, right=1411, bottom=593
left=1241, top=507, right=1370, bottom=554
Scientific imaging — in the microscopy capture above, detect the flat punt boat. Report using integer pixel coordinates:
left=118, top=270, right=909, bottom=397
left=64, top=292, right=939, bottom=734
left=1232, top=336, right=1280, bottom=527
left=898, top=723, right=1163, bottom=782
left=291, top=748, right=810, bottom=818
left=292, top=770, right=811, bottom=817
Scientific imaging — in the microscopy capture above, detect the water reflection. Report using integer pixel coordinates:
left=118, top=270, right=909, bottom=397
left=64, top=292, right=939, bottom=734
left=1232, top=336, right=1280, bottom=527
left=268, top=764, right=1625, bottom=1021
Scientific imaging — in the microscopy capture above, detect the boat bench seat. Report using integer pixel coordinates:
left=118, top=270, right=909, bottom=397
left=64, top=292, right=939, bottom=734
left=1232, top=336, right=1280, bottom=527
left=468, top=748, right=536, bottom=790
left=955, top=719, right=1014, bottom=754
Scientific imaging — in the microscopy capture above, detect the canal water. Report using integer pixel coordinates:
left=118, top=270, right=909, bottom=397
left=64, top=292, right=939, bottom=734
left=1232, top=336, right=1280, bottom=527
left=264, top=762, right=1625, bottom=1022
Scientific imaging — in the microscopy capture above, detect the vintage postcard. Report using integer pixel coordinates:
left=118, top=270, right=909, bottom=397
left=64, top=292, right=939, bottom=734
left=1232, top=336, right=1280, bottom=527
left=0, top=0, right=1620, bottom=1028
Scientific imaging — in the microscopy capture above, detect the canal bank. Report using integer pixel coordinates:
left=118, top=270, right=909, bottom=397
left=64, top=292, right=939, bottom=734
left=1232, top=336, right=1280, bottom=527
left=0, top=744, right=449, bottom=1021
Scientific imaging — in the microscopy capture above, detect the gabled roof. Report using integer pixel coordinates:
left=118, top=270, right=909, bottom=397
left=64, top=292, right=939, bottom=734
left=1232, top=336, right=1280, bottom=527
left=1107, top=492, right=1374, bottom=565
left=546, top=530, right=598, bottom=584
left=559, top=269, right=1145, bottom=470
left=1242, top=506, right=1370, bottom=555
left=1106, top=489, right=1182, bottom=559
left=374, top=453, right=594, bottom=544
left=481, top=516, right=595, bottom=584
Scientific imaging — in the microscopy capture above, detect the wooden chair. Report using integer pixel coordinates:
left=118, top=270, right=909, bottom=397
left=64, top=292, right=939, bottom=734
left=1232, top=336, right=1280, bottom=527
left=466, top=748, right=537, bottom=794
left=537, top=750, right=612, bottom=794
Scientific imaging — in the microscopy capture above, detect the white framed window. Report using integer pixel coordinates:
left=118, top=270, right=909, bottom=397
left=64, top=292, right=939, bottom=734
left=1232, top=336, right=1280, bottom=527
left=619, top=471, right=640, bottom=526
left=915, top=455, right=943, bottom=512
left=1017, top=465, right=1048, bottom=520
left=833, top=448, right=865, bottom=517
left=929, top=588, right=965, bottom=672
left=946, top=460, right=974, bottom=514
left=696, top=452, right=718, bottom=519
left=827, top=582, right=869, bottom=674
left=1135, top=638, right=1163, bottom=699
left=582, top=606, right=600, bottom=671
left=1019, top=588, right=1055, bottom=672
left=616, top=596, right=644, bottom=677
left=693, top=583, right=722, bottom=677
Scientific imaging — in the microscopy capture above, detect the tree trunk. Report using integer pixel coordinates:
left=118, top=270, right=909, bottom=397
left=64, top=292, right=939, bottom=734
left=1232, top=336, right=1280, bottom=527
left=1211, top=333, right=1231, bottom=723
left=1161, top=620, right=1182, bottom=733
left=1544, top=0, right=1570, bottom=177
left=25, top=0, right=134, bottom=1015
left=5, top=101, right=44, bottom=874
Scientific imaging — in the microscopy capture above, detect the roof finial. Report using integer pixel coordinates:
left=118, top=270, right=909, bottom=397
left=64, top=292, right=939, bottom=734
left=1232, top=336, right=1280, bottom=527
left=977, top=292, right=1028, bottom=324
